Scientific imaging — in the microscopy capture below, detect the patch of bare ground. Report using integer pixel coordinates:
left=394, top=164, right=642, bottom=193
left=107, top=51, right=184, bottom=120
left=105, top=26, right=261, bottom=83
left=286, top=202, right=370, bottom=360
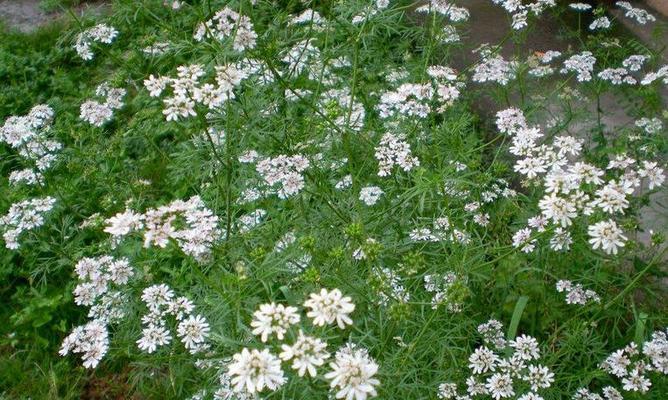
left=0, top=0, right=109, bottom=33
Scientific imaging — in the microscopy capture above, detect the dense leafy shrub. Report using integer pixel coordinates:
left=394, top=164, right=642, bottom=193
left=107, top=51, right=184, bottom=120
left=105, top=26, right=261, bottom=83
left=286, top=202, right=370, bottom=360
left=0, top=1, right=667, bottom=399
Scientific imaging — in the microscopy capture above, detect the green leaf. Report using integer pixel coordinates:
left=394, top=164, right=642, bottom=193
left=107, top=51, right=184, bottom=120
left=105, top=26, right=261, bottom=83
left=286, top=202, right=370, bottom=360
left=507, top=295, right=529, bottom=341
left=634, top=312, right=648, bottom=346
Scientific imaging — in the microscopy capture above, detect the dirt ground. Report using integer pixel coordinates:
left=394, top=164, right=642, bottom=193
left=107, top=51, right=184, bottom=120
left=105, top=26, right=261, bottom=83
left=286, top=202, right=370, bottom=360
left=647, top=0, right=668, bottom=17
left=0, top=0, right=108, bottom=32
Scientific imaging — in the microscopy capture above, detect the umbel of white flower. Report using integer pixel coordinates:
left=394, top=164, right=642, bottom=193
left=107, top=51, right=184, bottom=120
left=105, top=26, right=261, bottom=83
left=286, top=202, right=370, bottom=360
left=79, top=83, right=126, bottom=127
left=495, top=107, right=665, bottom=256
left=279, top=330, right=330, bottom=377
left=227, top=348, right=286, bottom=394
left=250, top=302, right=300, bottom=342
left=73, top=23, right=119, bottom=61
left=439, top=319, right=554, bottom=399
left=137, top=283, right=210, bottom=355
left=104, top=196, right=222, bottom=261
left=60, top=255, right=135, bottom=368
left=325, top=344, right=381, bottom=400
left=193, top=7, right=257, bottom=52
left=0, top=196, right=56, bottom=249
left=304, top=288, right=355, bottom=329
left=0, top=104, right=61, bottom=186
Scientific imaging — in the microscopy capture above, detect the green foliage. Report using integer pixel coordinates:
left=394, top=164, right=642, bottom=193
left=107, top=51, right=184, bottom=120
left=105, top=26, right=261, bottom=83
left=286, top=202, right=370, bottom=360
left=0, top=1, right=667, bottom=399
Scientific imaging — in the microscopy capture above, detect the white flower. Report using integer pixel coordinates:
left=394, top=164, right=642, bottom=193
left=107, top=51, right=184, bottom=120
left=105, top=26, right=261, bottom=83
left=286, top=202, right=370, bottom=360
left=73, top=24, right=118, bottom=60
left=617, top=1, right=656, bottom=25
left=569, top=3, right=592, bottom=11
left=0, top=197, right=56, bottom=249
left=621, top=368, right=651, bottom=392
left=588, top=219, right=627, bottom=255
left=141, top=283, right=175, bottom=311
left=304, top=288, right=355, bottom=329
left=512, top=228, right=536, bottom=253
left=359, top=186, right=384, bottom=206
left=523, top=364, right=554, bottom=391
left=589, top=16, right=611, bottom=31
left=485, top=373, right=514, bottom=399
left=469, top=346, right=500, bottom=374
left=177, top=314, right=210, bottom=352
left=602, top=386, right=623, bottom=400
left=166, top=296, right=195, bottom=320
left=437, top=382, right=458, bottom=399
left=256, top=154, right=310, bottom=199
left=228, top=348, right=286, bottom=393
left=137, top=324, right=172, bottom=353
left=325, top=344, right=380, bottom=400
left=59, top=320, right=109, bottom=368
left=538, top=193, right=577, bottom=227
left=194, top=7, right=257, bottom=51
left=561, top=51, right=596, bottom=82
left=509, top=335, right=540, bottom=360
left=250, top=302, right=300, bottom=342
left=639, top=161, right=665, bottom=190
left=104, top=209, right=144, bottom=237
left=279, top=330, right=329, bottom=377
left=374, top=133, right=419, bottom=177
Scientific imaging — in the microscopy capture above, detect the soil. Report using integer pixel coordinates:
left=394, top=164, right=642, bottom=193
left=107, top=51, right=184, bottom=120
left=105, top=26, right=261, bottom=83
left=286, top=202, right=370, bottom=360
left=0, top=0, right=108, bottom=33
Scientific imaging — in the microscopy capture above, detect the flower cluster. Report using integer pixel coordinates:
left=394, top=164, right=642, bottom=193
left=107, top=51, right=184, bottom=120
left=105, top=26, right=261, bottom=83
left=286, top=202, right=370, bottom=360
left=72, top=256, right=133, bottom=312
left=472, top=48, right=518, bottom=86
left=0, top=104, right=61, bottom=185
left=616, top=1, right=656, bottom=25
left=304, top=288, right=356, bottom=329
left=145, top=63, right=247, bottom=121
left=59, top=320, right=110, bottom=369
left=359, top=186, right=384, bottom=206
left=250, top=302, right=300, bottom=342
left=226, top=289, right=378, bottom=399
left=416, top=1, right=470, bottom=23
left=640, top=64, right=668, bottom=86
left=104, top=196, right=222, bottom=261
left=555, top=280, right=600, bottom=305
left=599, top=328, right=668, bottom=394
left=60, top=256, right=134, bottom=368
left=73, top=23, right=119, bottom=60
left=491, top=0, right=557, bottom=30
left=372, top=267, right=410, bottom=307
left=137, top=284, right=210, bottom=355
left=378, top=65, right=464, bottom=119
left=80, top=83, right=126, bottom=127
left=439, top=320, right=554, bottom=399
left=374, top=132, right=419, bottom=177
left=255, top=154, right=310, bottom=199
left=560, top=51, right=596, bottom=82
left=424, top=272, right=467, bottom=311
left=325, top=344, right=381, bottom=400
left=0, top=197, right=56, bottom=249
left=496, top=108, right=664, bottom=255
left=193, top=7, right=257, bottom=52
left=589, top=16, right=611, bottom=31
